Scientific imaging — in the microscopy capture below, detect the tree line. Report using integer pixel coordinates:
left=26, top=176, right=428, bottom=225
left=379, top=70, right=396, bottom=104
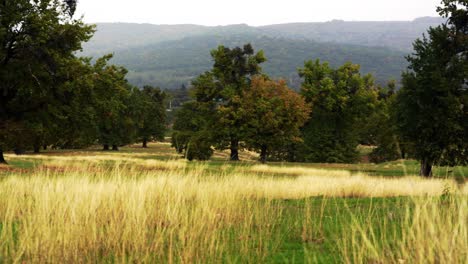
left=1, top=0, right=466, bottom=177
left=171, top=0, right=467, bottom=176
left=0, top=0, right=166, bottom=162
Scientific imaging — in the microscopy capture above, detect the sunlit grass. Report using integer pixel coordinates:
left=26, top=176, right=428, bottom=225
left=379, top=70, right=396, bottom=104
left=244, top=164, right=464, bottom=198
left=0, top=166, right=284, bottom=262
left=0, top=146, right=467, bottom=263
left=341, top=196, right=467, bottom=264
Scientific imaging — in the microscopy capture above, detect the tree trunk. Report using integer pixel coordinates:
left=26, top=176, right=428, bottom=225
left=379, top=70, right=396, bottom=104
left=103, top=144, right=110, bottom=151
left=287, top=144, right=296, bottom=162
left=33, top=145, right=40, bottom=154
left=230, top=139, right=239, bottom=161
left=420, top=159, right=433, bottom=177
left=260, top=145, right=267, bottom=164
left=142, top=139, right=148, bottom=148
left=112, top=145, right=119, bottom=151
left=43, top=145, right=48, bottom=150
left=0, top=149, right=6, bottom=164
left=14, top=148, right=25, bottom=155
left=400, top=146, right=406, bottom=159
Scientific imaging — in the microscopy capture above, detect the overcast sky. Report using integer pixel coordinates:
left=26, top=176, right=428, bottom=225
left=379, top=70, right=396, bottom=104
left=75, top=0, right=441, bottom=26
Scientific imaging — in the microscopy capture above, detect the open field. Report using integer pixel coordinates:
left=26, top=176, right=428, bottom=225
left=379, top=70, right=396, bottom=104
left=0, top=143, right=467, bottom=263
left=4, top=142, right=467, bottom=179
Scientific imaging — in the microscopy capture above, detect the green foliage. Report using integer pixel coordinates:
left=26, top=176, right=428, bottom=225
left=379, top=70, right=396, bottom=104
left=171, top=102, right=214, bottom=160
left=0, top=0, right=94, bottom=160
left=395, top=0, right=468, bottom=176
left=91, top=55, right=135, bottom=149
left=172, top=45, right=312, bottom=163
left=30, top=57, right=100, bottom=150
left=367, top=87, right=401, bottom=163
left=366, top=81, right=416, bottom=164
left=173, top=44, right=314, bottom=162
left=184, top=133, right=214, bottom=161
left=298, top=60, right=378, bottom=163
left=131, top=86, right=166, bottom=147
left=192, top=44, right=266, bottom=161
left=0, top=0, right=168, bottom=159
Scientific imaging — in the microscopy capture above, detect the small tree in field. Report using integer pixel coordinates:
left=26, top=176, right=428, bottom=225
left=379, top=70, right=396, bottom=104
left=239, top=76, right=310, bottom=163
left=396, top=0, right=468, bottom=176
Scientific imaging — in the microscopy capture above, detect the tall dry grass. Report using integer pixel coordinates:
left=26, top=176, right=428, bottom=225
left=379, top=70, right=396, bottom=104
left=340, top=196, right=467, bottom=264
left=244, top=165, right=465, bottom=198
left=0, top=165, right=285, bottom=262
left=0, top=156, right=466, bottom=262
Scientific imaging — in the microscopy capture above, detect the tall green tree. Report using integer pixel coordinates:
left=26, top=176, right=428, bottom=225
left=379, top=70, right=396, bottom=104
left=132, top=86, right=166, bottom=148
left=366, top=82, right=406, bottom=163
left=0, top=0, right=94, bottom=163
left=91, top=55, right=134, bottom=151
left=16, top=56, right=99, bottom=152
left=298, top=60, right=378, bottom=163
left=51, top=58, right=101, bottom=149
left=192, top=44, right=266, bottom=161
left=396, top=0, right=468, bottom=176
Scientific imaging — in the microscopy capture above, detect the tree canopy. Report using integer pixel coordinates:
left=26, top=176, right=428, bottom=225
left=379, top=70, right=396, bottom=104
left=192, top=44, right=266, bottom=161
left=238, top=76, right=310, bottom=163
left=172, top=44, right=313, bottom=163
left=396, top=0, right=468, bottom=176
left=297, top=60, right=378, bottom=163
left=0, top=0, right=167, bottom=163
left=0, top=0, right=94, bottom=162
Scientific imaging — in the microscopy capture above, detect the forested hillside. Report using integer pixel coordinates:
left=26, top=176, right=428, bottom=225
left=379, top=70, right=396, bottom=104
left=108, top=33, right=406, bottom=88
left=81, top=18, right=444, bottom=89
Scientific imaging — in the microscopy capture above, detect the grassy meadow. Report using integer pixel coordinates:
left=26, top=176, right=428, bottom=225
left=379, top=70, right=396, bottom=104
left=0, top=143, right=467, bottom=263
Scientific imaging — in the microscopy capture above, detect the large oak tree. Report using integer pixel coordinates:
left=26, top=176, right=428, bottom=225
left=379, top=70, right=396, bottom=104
left=238, top=76, right=310, bottom=163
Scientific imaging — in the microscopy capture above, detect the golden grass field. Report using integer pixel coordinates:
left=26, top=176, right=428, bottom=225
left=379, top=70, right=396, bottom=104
left=0, top=143, right=466, bottom=263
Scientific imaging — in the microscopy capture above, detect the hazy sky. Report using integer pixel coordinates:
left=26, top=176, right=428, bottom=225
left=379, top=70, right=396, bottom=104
left=76, top=0, right=441, bottom=26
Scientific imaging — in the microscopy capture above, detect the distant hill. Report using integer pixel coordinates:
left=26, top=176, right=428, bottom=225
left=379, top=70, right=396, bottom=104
left=259, top=17, right=445, bottom=51
left=81, top=17, right=445, bottom=89
left=82, top=23, right=210, bottom=54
